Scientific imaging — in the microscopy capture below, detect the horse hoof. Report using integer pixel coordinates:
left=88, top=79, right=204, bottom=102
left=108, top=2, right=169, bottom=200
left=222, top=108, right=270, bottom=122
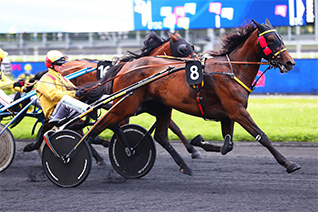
left=23, top=143, right=38, bottom=152
left=180, top=164, right=192, bottom=176
left=287, top=162, right=301, bottom=173
left=221, top=135, right=233, bottom=155
left=191, top=150, right=202, bottom=159
left=190, top=134, right=204, bottom=147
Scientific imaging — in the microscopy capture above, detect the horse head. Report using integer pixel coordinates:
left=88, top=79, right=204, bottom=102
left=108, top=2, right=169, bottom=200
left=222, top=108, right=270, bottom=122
left=252, top=19, right=295, bottom=73
left=169, top=32, right=197, bottom=59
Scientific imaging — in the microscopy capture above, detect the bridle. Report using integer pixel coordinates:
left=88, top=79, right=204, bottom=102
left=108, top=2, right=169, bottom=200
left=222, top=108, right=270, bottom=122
left=256, top=28, right=286, bottom=70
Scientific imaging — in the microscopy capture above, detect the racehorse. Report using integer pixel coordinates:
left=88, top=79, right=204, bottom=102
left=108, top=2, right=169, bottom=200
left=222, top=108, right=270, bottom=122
left=23, top=32, right=205, bottom=160
left=81, top=19, right=301, bottom=175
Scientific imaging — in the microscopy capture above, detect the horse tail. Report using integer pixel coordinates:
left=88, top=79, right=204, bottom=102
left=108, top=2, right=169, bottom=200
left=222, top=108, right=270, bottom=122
left=78, top=63, right=126, bottom=104
left=34, top=70, right=48, bottom=81
left=101, top=63, right=125, bottom=94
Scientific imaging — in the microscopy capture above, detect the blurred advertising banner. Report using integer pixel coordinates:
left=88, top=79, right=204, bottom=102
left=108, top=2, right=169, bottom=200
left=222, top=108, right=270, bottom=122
left=133, top=0, right=307, bottom=31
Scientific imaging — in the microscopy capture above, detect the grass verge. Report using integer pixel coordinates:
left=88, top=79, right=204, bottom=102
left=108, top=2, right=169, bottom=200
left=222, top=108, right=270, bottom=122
left=4, top=97, right=318, bottom=142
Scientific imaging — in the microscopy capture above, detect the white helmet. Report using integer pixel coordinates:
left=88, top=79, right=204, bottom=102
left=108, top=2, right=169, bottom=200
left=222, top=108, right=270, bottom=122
left=45, top=50, right=68, bottom=68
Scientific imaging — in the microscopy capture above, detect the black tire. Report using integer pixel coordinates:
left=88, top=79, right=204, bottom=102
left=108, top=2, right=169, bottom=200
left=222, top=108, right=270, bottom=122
left=109, top=124, right=156, bottom=179
left=0, top=123, right=15, bottom=173
left=42, top=130, right=92, bottom=187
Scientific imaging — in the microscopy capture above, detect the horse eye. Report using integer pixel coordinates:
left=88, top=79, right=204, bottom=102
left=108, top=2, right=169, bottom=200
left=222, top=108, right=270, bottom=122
left=267, top=35, right=275, bottom=43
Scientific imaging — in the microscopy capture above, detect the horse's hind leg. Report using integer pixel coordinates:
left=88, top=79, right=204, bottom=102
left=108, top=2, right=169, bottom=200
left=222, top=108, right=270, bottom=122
left=138, top=100, right=201, bottom=159
left=168, top=119, right=202, bottom=159
left=154, top=107, right=192, bottom=175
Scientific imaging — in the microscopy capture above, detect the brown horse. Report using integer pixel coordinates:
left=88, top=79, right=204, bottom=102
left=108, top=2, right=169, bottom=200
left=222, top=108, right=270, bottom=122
left=83, top=19, right=300, bottom=175
left=62, top=32, right=205, bottom=159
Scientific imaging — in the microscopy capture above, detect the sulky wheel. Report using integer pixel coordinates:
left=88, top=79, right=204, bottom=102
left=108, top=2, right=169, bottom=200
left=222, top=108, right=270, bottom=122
left=42, top=130, right=92, bottom=187
left=0, top=123, right=15, bottom=173
left=109, top=124, right=156, bottom=179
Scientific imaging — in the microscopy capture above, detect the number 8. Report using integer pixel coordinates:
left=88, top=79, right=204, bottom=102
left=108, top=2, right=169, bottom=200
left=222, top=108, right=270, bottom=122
left=190, top=65, right=199, bottom=80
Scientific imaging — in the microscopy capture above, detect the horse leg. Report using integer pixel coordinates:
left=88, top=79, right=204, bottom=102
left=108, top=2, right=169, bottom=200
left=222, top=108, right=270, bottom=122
left=136, top=100, right=201, bottom=159
left=220, top=118, right=234, bottom=155
left=233, top=110, right=301, bottom=173
left=190, top=119, right=236, bottom=153
left=168, top=119, right=202, bottom=159
left=23, top=121, right=53, bottom=152
left=190, top=133, right=222, bottom=152
left=189, top=118, right=234, bottom=154
left=72, top=127, right=105, bottom=166
left=86, top=139, right=106, bottom=165
left=154, top=107, right=192, bottom=175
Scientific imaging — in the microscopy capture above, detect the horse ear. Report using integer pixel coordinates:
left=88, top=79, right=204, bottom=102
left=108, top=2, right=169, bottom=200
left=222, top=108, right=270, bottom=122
left=252, top=19, right=265, bottom=31
left=169, top=32, right=178, bottom=42
left=175, top=32, right=182, bottom=37
left=265, top=19, right=273, bottom=28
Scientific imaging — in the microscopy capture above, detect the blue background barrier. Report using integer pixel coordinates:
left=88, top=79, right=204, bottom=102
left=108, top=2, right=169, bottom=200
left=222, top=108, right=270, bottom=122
left=10, top=59, right=318, bottom=94
left=133, top=0, right=306, bottom=31
left=254, top=59, right=318, bottom=93
left=11, top=62, right=46, bottom=80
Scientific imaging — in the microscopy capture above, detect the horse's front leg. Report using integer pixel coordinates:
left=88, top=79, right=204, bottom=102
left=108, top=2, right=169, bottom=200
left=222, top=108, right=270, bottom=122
left=232, top=109, right=301, bottom=173
left=220, top=118, right=234, bottom=155
left=168, top=119, right=202, bottom=159
left=189, top=118, right=235, bottom=154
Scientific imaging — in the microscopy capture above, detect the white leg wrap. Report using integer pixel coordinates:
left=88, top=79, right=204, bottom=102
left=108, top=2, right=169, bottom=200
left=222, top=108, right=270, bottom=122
left=256, top=134, right=262, bottom=141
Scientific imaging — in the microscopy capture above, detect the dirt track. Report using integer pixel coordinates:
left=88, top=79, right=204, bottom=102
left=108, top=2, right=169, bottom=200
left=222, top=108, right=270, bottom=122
left=1, top=140, right=317, bottom=212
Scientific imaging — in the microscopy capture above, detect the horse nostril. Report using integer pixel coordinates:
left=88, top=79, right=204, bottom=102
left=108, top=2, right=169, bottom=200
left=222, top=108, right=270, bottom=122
left=287, top=60, right=295, bottom=67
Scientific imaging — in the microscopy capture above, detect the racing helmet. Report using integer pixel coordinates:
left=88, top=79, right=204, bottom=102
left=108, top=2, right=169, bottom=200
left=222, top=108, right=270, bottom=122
left=0, top=48, right=8, bottom=61
left=45, top=50, right=68, bottom=68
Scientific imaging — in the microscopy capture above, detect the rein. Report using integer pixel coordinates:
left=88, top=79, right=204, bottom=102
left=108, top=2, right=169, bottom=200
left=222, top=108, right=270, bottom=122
left=203, top=55, right=271, bottom=93
left=79, top=62, right=185, bottom=96
left=35, top=79, right=77, bottom=91
left=210, top=61, right=269, bottom=65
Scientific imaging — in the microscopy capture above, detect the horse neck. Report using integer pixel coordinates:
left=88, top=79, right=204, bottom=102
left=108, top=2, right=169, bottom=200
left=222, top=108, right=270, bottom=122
left=149, top=42, right=171, bottom=56
left=229, top=30, right=262, bottom=87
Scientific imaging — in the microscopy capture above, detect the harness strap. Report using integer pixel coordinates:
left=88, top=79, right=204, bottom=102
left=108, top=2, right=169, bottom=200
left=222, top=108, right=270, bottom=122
left=258, top=29, right=276, bottom=36
left=233, top=77, right=253, bottom=93
left=194, top=84, right=207, bottom=120
left=273, top=48, right=287, bottom=57
left=225, top=54, right=253, bottom=93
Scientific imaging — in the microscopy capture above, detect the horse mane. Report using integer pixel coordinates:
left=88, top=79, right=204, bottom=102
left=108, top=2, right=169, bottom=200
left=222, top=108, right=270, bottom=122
left=120, top=32, right=169, bottom=62
left=206, top=23, right=256, bottom=56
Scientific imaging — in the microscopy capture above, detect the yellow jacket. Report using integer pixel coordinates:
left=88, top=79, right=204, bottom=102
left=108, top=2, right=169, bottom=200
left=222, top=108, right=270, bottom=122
left=0, top=71, right=23, bottom=92
left=36, top=68, right=76, bottom=119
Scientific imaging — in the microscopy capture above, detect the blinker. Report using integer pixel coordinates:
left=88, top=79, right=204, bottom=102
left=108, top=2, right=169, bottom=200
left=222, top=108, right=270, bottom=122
left=257, top=35, right=272, bottom=56
left=263, top=47, right=272, bottom=56
left=257, top=36, right=267, bottom=49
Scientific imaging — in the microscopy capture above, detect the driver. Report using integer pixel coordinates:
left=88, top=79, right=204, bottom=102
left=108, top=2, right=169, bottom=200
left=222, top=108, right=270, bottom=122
left=28, top=50, right=107, bottom=165
left=0, top=48, right=25, bottom=106
left=36, top=50, right=77, bottom=119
